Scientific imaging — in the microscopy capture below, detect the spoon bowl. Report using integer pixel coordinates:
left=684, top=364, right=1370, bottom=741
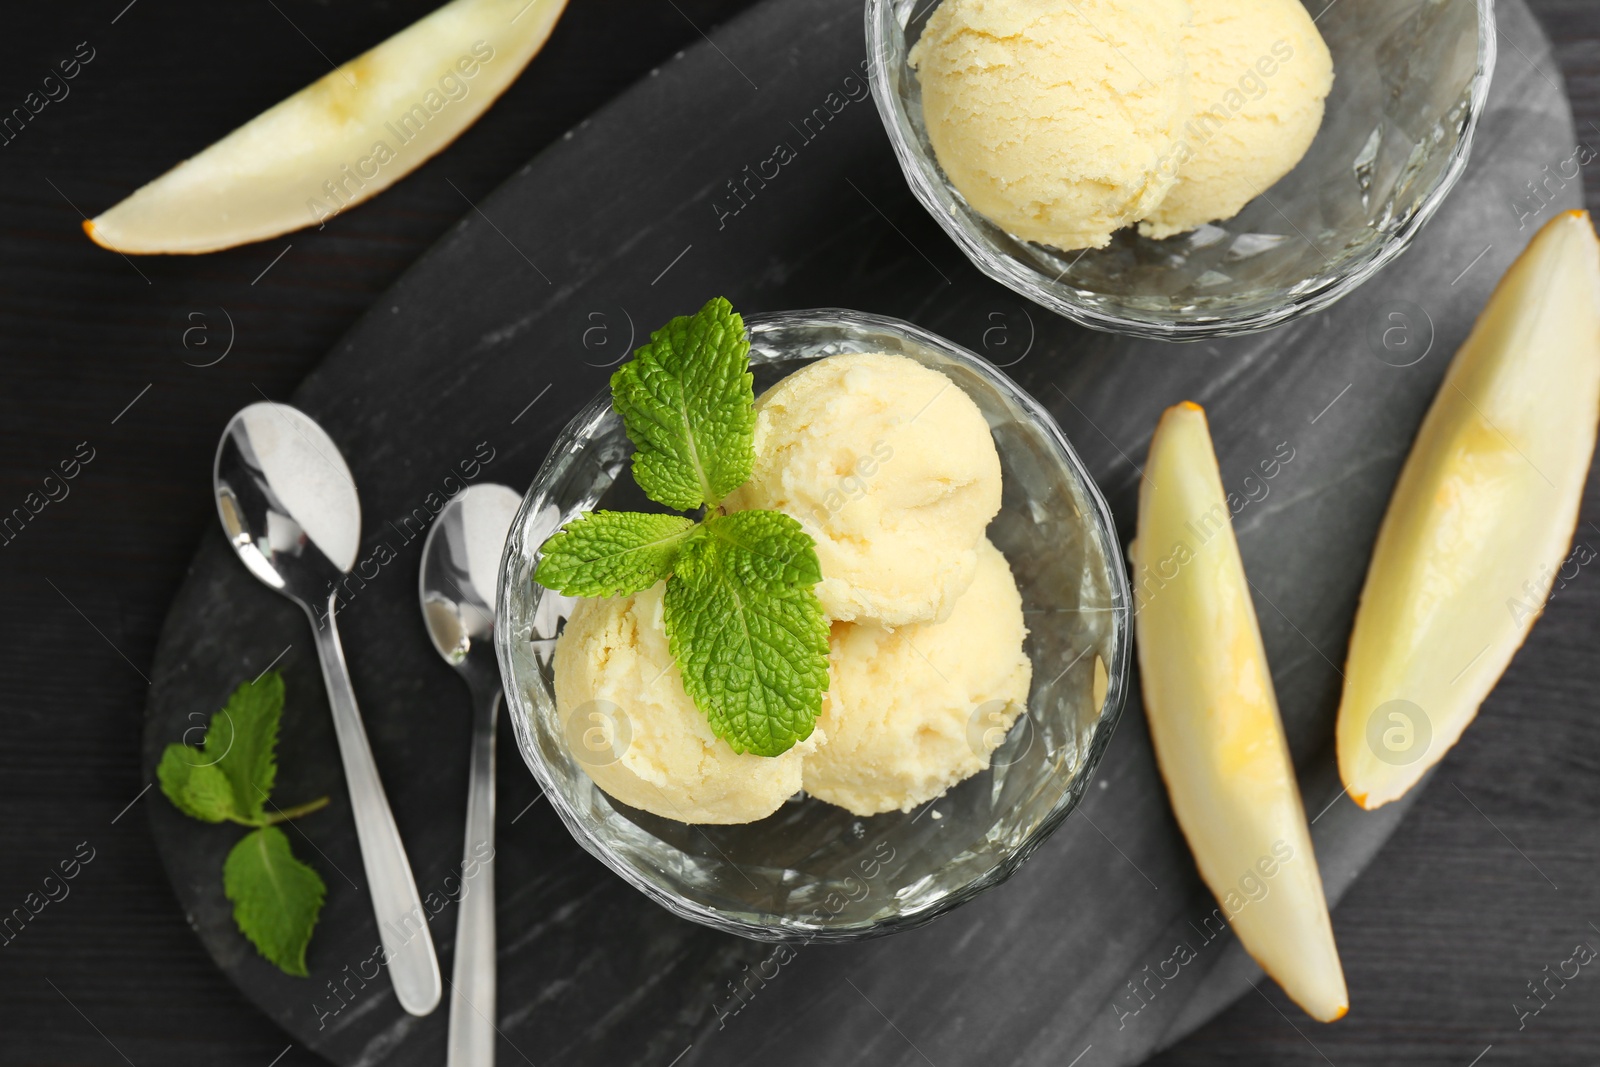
left=216, top=402, right=360, bottom=599
left=420, top=484, right=522, bottom=683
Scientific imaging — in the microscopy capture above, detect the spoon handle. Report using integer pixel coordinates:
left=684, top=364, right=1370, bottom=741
left=447, top=686, right=499, bottom=1067
left=310, top=596, right=443, bottom=1017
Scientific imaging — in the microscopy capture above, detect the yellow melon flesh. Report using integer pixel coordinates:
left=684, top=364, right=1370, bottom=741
left=1133, top=401, right=1348, bottom=1023
left=1337, top=210, right=1600, bottom=809
left=85, top=0, right=567, bottom=254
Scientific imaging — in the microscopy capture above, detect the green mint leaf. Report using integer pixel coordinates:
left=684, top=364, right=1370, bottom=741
left=208, top=672, right=285, bottom=823
left=535, top=510, right=697, bottom=597
left=224, top=826, right=327, bottom=977
left=157, top=673, right=284, bottom=825
left=157, top=744, right=244, bottom=823
left=610, top=296, right=755, bottom=511
left=161, top=672, right=329, bottom=976
left=663, top=544, right=830, bottom=757
left=693, top=510, right=822, bottom=590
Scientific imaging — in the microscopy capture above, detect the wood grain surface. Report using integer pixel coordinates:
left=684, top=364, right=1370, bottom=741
left=2, top=2, right=1599, bottom=1066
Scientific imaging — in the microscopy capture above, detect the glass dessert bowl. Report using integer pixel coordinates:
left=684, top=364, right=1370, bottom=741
left=867, top=0, right=1496, bottom=339
left=496, top=309, right=1132, bottom=941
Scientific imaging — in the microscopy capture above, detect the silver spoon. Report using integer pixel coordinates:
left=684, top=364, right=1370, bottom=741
left=419, top=483, right=521, bottom=1067
left=215, top=401, right=442, bottom=1017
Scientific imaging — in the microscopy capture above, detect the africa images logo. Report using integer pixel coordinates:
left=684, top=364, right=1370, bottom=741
left=1365, top=699, right=1431, bottom=766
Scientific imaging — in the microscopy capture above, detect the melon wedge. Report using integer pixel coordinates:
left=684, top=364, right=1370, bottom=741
left=1337, top=210, right=1600, bottom=810
left=85, top=0, right=568, bottom=254
left=1132, top=401, right=1347, bottom=1023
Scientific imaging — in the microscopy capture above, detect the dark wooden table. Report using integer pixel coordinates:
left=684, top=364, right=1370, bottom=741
left=2, top=2, right=1597, bottom=1064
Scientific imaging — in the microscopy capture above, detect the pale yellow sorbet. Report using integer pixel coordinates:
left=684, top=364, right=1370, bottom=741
left=909, top=0, right=1193, bottom=251
left=724, top=352, right=1002, bottom=626
left=803, top=539, right=1033, bottom=816
left=553, top=583, right=821, bottom=824
left=1138, top=0, right=1334, bottom=239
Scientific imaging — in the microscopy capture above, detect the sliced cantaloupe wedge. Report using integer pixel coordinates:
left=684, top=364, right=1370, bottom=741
left=1132, top=401, right=1347, bottom=1023
left=1337, top=210, right=1600, bottom=809
left=85, top=0, right=567, bottom=254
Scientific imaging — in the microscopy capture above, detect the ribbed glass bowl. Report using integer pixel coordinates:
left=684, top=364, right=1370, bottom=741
left=867, top=0, right=1496, bottom=339
left=495, top=310, right=1131, bottom=941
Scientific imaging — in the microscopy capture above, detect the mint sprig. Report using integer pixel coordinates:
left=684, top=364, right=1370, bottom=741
left=158, top=672, right=329, bottom=977
left=535, top=297, right=829, bottom=757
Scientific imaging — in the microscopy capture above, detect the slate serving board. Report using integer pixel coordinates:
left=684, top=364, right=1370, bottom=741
left=140, top=0, right=1579, bottom=1063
